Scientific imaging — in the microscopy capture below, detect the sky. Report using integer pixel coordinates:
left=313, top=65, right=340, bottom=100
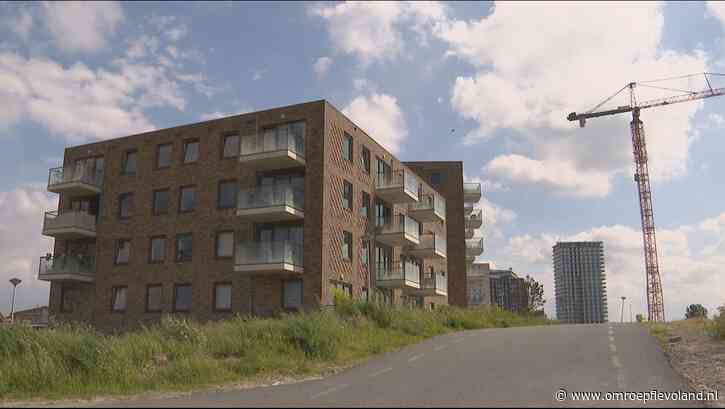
left=0, top=1, right=723, bottom=321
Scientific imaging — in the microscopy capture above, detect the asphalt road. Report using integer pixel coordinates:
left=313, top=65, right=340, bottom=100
left=91, top=323, right=702, bottom=408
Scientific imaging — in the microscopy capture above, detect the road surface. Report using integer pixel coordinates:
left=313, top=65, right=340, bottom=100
left=91, top=323, right=702, bottom=408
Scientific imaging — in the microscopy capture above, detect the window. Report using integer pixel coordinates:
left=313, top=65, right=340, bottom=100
left=214, top=283, right=232, bottom=312
left=342, top=231, right=352, bottom=261
left=179, top=186, right=196, bottom=213
left=361, top=146, right=371, bottom=174
left=111, top=286, right=128, bottom=312
left=115, top=239, right=131, bottom=265
left=61, top=287, right=79, bottom=313
left=157, top=143, right=172, bottom=169
left=282, top=280, right=303, bottom=310
left=330, top=281, right=352, bottom=298
left=146, top=285, right=162, bottom=312
left=122, top=150, right=137, bottom=175
left=173, top=284, right=192, bottom=312
left=218, top=180, right=238, bottom=209
left=223, top=134, right=240, bottom=158
left=342, top=180, right=353, bottom=210
left=430, top=172, right=442, bottom=186
left=342, top=132, right=353, bottom=161
left=150, top=236, right=166, bottom=263
left=183, top=140, right=199, bottom=164
left=216, top=231, right=234, bottom=258
left=360, top=191, right=370, bottom=218
left=176, top=233, right=193, bottom=262
left=361, top=239, right=369, bottom=267
left=153, top=189, right=169, bottom=215
left=375, top=199, right=391, bottom=226
left=119, top=192, right=132, bottom=219
left=361, top=287, right=369, bottom=301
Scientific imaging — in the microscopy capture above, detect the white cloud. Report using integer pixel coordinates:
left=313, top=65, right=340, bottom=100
left=165, top=24, right=187, bottom=42
left=353, top=78, right=377, bottom=93
left=436, top=2, right=709, bottom=197
left=253, top=70, right=264, bottom=81
left=200, top=106, right=253, bottom=121
left=342, top=93, right=408, bottom=155
left=41, top=1, right=124, bottom=53
left=0, top=186, right=55, bottom=315
left=313, top=56, right=333, bottom=79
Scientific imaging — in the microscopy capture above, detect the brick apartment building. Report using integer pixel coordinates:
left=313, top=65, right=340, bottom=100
left=39, top=100, right=483, bottom=329
left=489, top=268, right=529, bottom=314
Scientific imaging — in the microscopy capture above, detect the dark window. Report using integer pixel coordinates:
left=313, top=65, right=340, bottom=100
left=342, top=132, right=353, bottom=161
left=282, top=280, right=303, bottom=310
left=342, top=231, right=352, bottom=261
left=360, top=191, right=370, bottom=218
left=216, top=231, right=234, bottom=258
left=343, top=180, right=353, bottom=210
left=361, top=239, right=369, bottom=267
left=183, top=140, right=199, bottom=164
left=218, top=180, right=238, bottom=209
left=430, top=172, right=442, bottom=186
left=119, top=192, right=132, bottom=219
left=214, top=283, right=232, bottom=312
left=157, top=143, right=172, bottom=169
left=146, top=285, right=162, bottom=312
left=122, top=150, right=137, bottom=175
left=375, top=199, right=391, bottom=226
left=115, top=239, right=131, bottom=265
left=111, top=286, right=128, bottom=312
left=153, top=189, right=169, bottom=215
left=179, top=186, right=196, bottom=213
left=223, top=134, right=240, bottom=158
left=173, top=284, right=192, bottom=312
left=150, top=236, right=166, bottom=263
left=361, top=146, right=370, bottom=174
left=176, top=233, right=193, bottom=262
left=60, top=287, right=79, bottom=313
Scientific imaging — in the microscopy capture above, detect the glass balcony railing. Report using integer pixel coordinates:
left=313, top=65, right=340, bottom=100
left=421, top=271, right=447, bottom=293
left=466, top=208, right=483, bottom=229
left=376, top=260, right=421, bottom=285
left=240, top=125, right=305, bottom=157
left=377, top=215, right=420, bottom=241
left=408, top=193, right=446, bottom=220
left=38, top=254, right=95, bottom=280
left=413, top=233, right=447, bottom=257
left=48, top=166, right=103, bottom=189
left=235, top=240, right=304, bottom=267
left=375, top=169, right=419, bottom=201
left=238, top=185, right=304, bottom=211
left=463, top=182, right=482, bottom=202
left=42, top=210, right=97, bottom=236
left=466, top=238, right=484, bottom=257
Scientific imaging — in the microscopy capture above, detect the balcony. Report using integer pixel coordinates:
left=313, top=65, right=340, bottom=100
left=405, top=233, right=446, bottom=259
left=376, top=260, right=420, bottom=290
left=375, top=169, right=419, bottom=204
left=47, top=166, right=103, bottom=198
left=237, top=185, right=304, bottom=222
left=234, top=240, right=303, bottom=275
left=375, top=215, right=420, bottom=247
left=465, top=228, right=475, bottom=239
left=463, top=182, right=482, bottom=203
left=465, top=208, right=483, bottom=230
left=42, top=210, right=96, bottom=239
left=408, top=193, right=445, bottom=223
left=407, top=272, right=447, bottom=297
left=239, top=128, right=305, bottom=170
left=38, top=254, right=95, bottom=283
left=464, top=202, right=474, bottom=216
left=466, top=237, right=484, bottom=261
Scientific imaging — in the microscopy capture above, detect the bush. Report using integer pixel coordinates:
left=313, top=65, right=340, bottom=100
left=284, top=311, right=343, bottom=360
left=711, top=305, right=725, bottom=340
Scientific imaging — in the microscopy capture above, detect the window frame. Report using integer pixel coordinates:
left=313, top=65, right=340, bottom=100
left=173, top=283, right=192, bottom=313
left=342, top=132, right=353, bottom=162
left=114, top=239, right=131, bottom=265
left=213, top=282, right=233, bottom=312
left=175, top=233, right=193, bottom=262
left=152, top=188, right=170, bottom=216
left=156, top=143, right=173, bottom=169
left=215, top=230, right=235, bottom=259
left=121, top=149, right=138, bottom=175
left=360, top=191, right=370, bottom=218
left=361, top=239, right=369, bottom=268
left=145, top=284, right=163, bottom=313
left=111, top=286, right=128, bottom=313
left=361, top=146, right=371, bottom=174
left=217, top=179, right=238, bottom=209
left=182, top=139, right=200, bottom=164
left=342, top=180, right=353, bottom=211
left=178, top=185, right=196, bottom=213
left=118, top=192, right=133, bottom=220
left=342, top=230, right=353, bottom=261
left=149, top=235, right=167, bottom=263
left=281, top=279, right=303, bottom=311
left=222, top=133, right=240, bottom=159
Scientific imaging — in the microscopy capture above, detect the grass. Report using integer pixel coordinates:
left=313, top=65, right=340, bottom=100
left=0, top=296, right=552, bottom=401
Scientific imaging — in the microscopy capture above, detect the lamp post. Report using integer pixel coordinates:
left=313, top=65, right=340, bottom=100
left=9, top=278, right=21, bottom=324
left=620, top=296, right=627, bottom=323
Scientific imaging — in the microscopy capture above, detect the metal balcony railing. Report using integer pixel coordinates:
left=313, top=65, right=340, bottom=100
left=42, top=210, right=97, bottom=234
left=377, top=215, right=420, bottom=241
left=463, top=182, right=482, bottom=202
left=414, top=233, right=447, bottom=256
left=235, top=240, right=304, bottom=267
left=48, top=166, right=103, bottom=189
left=238, top=185, right=304, bottom=211
left=38, top=254, right=95, bottom=277
left=376, top=260, right=421, bottom=285
left=375, top=169, right=419, bottom=201
left=240, top=126, right=305, bottom=157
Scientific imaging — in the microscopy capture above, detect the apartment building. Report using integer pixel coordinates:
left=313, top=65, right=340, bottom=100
left=466, top=262, right=492, bottom=307
left=489, top=268, right=529, bottom=314
left=39, top=100, right=477, bottom=329
left=553, top=241, right=608, bottom=324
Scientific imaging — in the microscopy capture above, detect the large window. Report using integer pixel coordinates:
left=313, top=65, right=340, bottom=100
left=150, top=236, right=166, bottom=263
left=360, top=191, right=370, bottom=218
left=223, top=134, right=240, bottom=158
left=183, top=139, right=199, bottom=164
left=157, top=143, right=172, bottom=169
left=176, top=233, right=193, bottom=262
left=153, top=189, right=169, bottom=215
left=216, top=231, right=234, bottom=258
left=375, top=199, right=391, bottom=226
left=111, top=286, right=128, bottom=312
left=122, top=150, right=137, bottom=175
left=342, top=132, right=353, bottom=161
left=179, top=185, right=196, bottom=213
left=282, top=280, right=303, bottom=310
left=218, top=180, right=238, bottom=209
left=173, top=284, right=192, bottom=312
left=361, top=146, right=371, bottom=174
left=342, top=180, right=353, bottom=210
left=119, top=192, right=133, bottom=219
left=214, top=283, right=232, bottom=312
left=115, top=239, right=131, bottom=265
left=361, top=239, right=369, bottom=267
left=342, top=231, right=352, bottom=261
left=146, top=285, right=162, bottom=312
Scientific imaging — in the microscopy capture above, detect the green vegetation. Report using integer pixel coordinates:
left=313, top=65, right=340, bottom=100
left=0, top=296, right=552, bottom=401
left=685, top=304, right=708, bottom=320
left=710, top=305, right=725, bottom=341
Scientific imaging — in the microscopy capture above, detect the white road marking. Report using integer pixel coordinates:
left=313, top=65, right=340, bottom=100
left=611, top=355, right=622, bottom=369
left=369, top=367, right=393, bottom=378
left=609, top=335, right=615, bottom=343
left=434, top=344, right=448, bottom=351
left=609, top=344, right=617, bottom=353
left=311, top=384, right=349, bottom=400
left=408, top=353, right=425, bottom=362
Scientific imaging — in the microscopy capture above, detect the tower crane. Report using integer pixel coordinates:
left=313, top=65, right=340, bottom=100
left=567, top=72, right=725, bottom=322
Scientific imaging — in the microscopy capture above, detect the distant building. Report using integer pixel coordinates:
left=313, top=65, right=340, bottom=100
left=12, top=306, right=49, bottom=327
left=553, top=241, right=608, bottom=324
left=489, top=268, right=529, bottom=314
left=467, top=262, right=492, bottom=307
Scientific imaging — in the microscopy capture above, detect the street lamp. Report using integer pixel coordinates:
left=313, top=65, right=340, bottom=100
left=9, top=278, right=21, bottom=324
left=620, top=296, right=627, bottom=323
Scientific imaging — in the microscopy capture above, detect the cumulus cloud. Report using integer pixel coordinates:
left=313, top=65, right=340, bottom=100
left=342, top=93, right=408, bottom=155
left=41, top=1, right=124, bottom=53
left=200, top=106, right=254, bottom=121
left=313, top=56, right=333, bottom=79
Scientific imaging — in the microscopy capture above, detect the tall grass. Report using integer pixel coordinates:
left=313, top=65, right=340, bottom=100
left=710, top=305, right=725, bottom=341
left=0, top=297, right=551, bottom=401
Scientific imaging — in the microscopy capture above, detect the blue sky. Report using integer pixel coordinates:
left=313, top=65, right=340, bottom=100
left=1, top=1, right=724, bottom=320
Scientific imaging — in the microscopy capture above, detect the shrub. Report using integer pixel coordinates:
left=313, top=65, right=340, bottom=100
left=284, top=311, right=343, bottom=360
left=711, top=305, right=725, bottom=340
